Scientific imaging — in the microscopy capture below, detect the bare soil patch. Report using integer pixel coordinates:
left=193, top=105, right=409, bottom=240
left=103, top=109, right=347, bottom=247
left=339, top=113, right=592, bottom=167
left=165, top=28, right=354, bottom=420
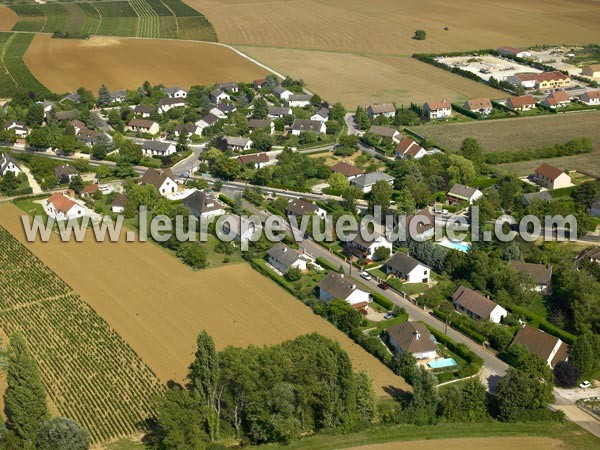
left=0, top=6, right=17, bottom=31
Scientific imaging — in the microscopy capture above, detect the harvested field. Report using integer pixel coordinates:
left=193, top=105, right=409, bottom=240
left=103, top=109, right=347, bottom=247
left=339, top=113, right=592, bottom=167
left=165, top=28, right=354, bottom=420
left=344, top=437, right=564, bottom=450
left=413, top=111, right=600, bottom=151
left=0, top=202, right=408, bottom=397
left=494, top=149, right=600, bottom=178
left=24, top=34, right=268, bottom=93
left=0, top=6, right=17, bottom=31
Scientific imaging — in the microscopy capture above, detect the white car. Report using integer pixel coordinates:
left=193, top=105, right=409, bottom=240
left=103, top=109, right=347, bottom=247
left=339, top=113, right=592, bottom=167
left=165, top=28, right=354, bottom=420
left=360, top=271, right=372, bottom=281
left=580, top=381, right=591, bottom=389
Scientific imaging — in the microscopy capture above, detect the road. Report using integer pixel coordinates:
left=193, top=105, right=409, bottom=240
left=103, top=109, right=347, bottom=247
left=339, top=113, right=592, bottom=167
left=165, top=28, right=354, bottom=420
left=344, top=113, right=393, bottom=162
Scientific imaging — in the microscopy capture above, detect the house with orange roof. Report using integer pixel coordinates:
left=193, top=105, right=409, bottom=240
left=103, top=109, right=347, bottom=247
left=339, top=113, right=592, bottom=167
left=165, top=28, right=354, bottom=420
left=534, top=163, right=571, bottom=190
left=423, top=100, right=452, bottom=120
left=45, top=192, right=88, bottom=220
left=541, top=91, right=570, bottom=109
left=394, top=138, right=426, bottom=160
left=506, top=95, right=536, bottom=112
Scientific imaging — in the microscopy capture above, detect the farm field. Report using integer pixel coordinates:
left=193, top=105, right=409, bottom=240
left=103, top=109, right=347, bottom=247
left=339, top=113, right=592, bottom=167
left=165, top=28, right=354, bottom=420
left=413, top=111, right=600, bottom=151
left=494, top=148, right=600, bottom=177
left=0, top=224, right=163, bottom=444
left=0, top=6, right=16, bottom=31
left=345, top=437, right=564, bottom=450
left=0, top=31, right=50, bottom=97
left=0, top=202, right=409, bottom=397
left=24, top=34, right=268, bottom=93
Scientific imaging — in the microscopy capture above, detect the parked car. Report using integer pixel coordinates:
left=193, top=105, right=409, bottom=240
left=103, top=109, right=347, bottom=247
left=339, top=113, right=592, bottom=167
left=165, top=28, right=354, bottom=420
left=580, top=381, right=592, bottom=389
left=360, top=271, right=372, bottom=281
left=378, top=282, right=389, bottom=290
left=384, top=311, right=394, bottom=320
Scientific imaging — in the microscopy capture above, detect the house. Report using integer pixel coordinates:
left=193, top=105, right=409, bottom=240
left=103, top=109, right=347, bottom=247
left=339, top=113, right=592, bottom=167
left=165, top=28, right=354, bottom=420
left=195, top=113, right=220, bottom=131
left=60, top=92, right=80, bottom=104
left=310, top=108, right=329, bottom=122
left=267, top=243, right=308, bottom=274
left=579, top=91, right=600, bottom=106
left=210, top=103, right=237, bottom=118
left=127, top=119, right=160, bottom=135
left=288, top=94, right=312, bottom=107
left=158, top=98, right=185, bottom=114
left=509, top=261, right=552, bottom=293
left=248, top=119, right=275, bottom=134
left=447, top=183, right=483, bottom=205
left=423, top=100, right=452, bottom=120
left=76, top=128, right=102, bottom=147
left=452, top=286, right=508, bottom=323
left=183, top=190, right=225, bottom=219
left=238, top=152, right=270, bottom=169
left=368, top=125, right=401, bottom=143
left=0, top=152, right=21, bottom=176
left=69, top=119, right=86, bottom=134
left=217, top=82, right=239, bottom=93
left=140, top=168, right=177, bottom=196
left=581, top=64, right=600, bottom=78
left=463, top=98, right=493, bottom=115
left=210, top=89, right=230, bottom=103
left=141, top=140, right=176, bottom=157
left=45, top=192, right=88, bottom=220
left=507, top=72, right=571, bottom=90
left=4, top=121, right=29, bottom=137
left=523, top=191, right=553, bottom=205
left=394, top=138, right=426, bottom=159
left=344, top=230, right=393, bottom=261
left=54, top=165, right=78, bottom=183
left=511, top=325, right=568, bottom=368
left=506, top=95, right=537, bottom=112
left=383, top=252, right=431, bottom=283
left=575, top=247, right=600, bottom=266
left=387, top=322, right=438, bottom=360
left=162, top=87, right=187, bottom=98
left=224, top=136, right=252, bottom=151
left=267, top=106, right=292, bottom=118
left=396, top=208, right=435, bottom=241
left=222, top=216, right=261, bottom=244
left=590, top=199, right=600, bottom=217
left=273, top=86, right=293, bottom=100
left=253, top=79, right=266, bottom=89
left=55, top=110, right=77, bottom=121
left=317, top=272, right=371, bottom=307
left=80, top=184, right=99, bottom=199
left=286, top=198, right=327, bottom=219
left=134, top=104, right=157, bottom=118
left=367, top=103, right=395, bottom=119
left=534, top=163, right=571, bottom=189
left=291, top=119, right=326, bottom=135
left=174, top=123, right=201, bottom=137
left=331, top=162, right=365, bottom=180
left=497, top=46, right=532, bottom=58
left=111, top=194, right=128, bottom=213
left=110, top=90, right=127, bottom=103
left=541, top=91, right=571, bottom=109
left=350, top=171, right=394, bottom=194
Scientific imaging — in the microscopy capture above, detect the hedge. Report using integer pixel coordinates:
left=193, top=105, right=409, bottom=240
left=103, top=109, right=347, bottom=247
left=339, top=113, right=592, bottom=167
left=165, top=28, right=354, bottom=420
left=507, top=304, right=575, bottom=345
left=431, top=309, right=487, bottom=344
left=484, top=137, right=592, bottom=164
left=371, top=291, right=394, bottom=310
left=315, top=256, right=338, bottom=272
left=250, top=259, right=296, bottom=296
left=218, top=194, right=235, bottom=207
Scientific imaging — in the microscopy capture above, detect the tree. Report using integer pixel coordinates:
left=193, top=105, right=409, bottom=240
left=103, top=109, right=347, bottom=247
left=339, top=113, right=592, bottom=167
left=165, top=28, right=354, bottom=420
left=57, top=134, right=78, bottom=155
left=571, top=180, right=600, bottom=209
left=413, top=29, right=427, bottom=40
left=4, top=333, right=49, bottom=446
left=177, top=127, right=189, bottom=153
left=125, top=184, right=158, bottom=217
left=460, top=137, right=483, bottom=171
left=26, top=104, right=45, bottom=126
left=310, top=94, right=322, bottom=107
left=26, top=127, right=52, bottom=149
left=91, top=143, right=107, bottom=160
left=553, top=361, right=581, bottom=388
left=328, top=172, right=350, bottom=191
left=355, top=107, right=370, bottom=130
left=369, top=179, right=393, bottom=211
left=76, top=87, right=95, bottom=108
left=0, top=171, right=18, bottom=195
left=68, top=175, right=84, bottom=194
left=285, top=267, right=302, bottom=282
left=252, top=97, right=268, bottom=119
left=176, top=243, right=208, bottom=269
left=341, top=186, right=361, bottom=213
left=489, top=325, right=513, bottom=351
left=251, top=130, right=273, bottom=151
left=36, top=418, right=90, bottom=450
left=97, top=84, right=111, bottom=106
left=119, top=140, right=143, bottom=165
left=373, top=246, right=391, bottom=261
left=460, top=378, right=487, bottom=421
left=329, top=102, right=346, bottom=122
left=569, top=334, right=595, bottom=374
left=354, top=371, right=376, bottom=424
left=409, top=366, right=438, bottom=425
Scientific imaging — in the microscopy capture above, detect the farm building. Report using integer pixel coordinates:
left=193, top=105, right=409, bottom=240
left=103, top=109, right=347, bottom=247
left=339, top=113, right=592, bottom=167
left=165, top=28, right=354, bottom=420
left=224, top=136, right=252, bottom=151
left=463, top=98, right=493, bottom=115
left=394, top=138, right=426, bottom=159
left=581, top=64, right=600, bottom=78
left=331, top=162, right=365, bottom=180
left=447, top=183, right=483, bottom=205
left=579, top=91, right=600, bottom=106
left=511, top=325, right=568, bottom=368
left=506, top=95, right=537, bottom=111
left=183, top=190, right=225, bottom=219
left=452, top=286, right=507, bottom=323
left=127, top=119, right=160, bottom=135
left=423, top=100, right=452, bottom=120
left=140, top=168, right=177, bottom=196
left=367, top=103, right=395, bottom=119
left=318, top=272, right=371, bottom=307
left=368, top=125, right=401, bottom=143
left=507, top=72, right=571, bottom=90
left=497, top=46, right=531, bottom=58
left=541, top=91, right=570, bottom=109
left=383, top=252, right=430, bottom=283
left=534, top=163, right=571, bottom=190
left=238, top=153, right=271, bottom=169
left=344, top=230, right=393, bottom=261
left=509, top=261, right=552, bottom=293
left=0, top=152, right=21, bottom=176
left=141, top=140, right=176, bottom=157
left=350, top=171, right=394, bottom=193
left=286, top=198, right=327, bottom=218
left=291, top=119, right=326, bottom=135
left=387, top=322, right=438, bottom=360
left=267, top=243, right=308, bottom=274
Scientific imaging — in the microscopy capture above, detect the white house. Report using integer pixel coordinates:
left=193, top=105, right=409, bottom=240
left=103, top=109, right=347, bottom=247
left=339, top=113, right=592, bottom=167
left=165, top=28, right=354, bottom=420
left=331, top=162, right=365, bottom=180
left=368, top=125, right=401, bottom=144
left=4, top=121, right=29, bottom=138
left=140, top=168, right=177, bottom=196
left=158, top=98, right=186, bottom=114
left=221, top=215, right=261, bottom=244
left=579, top=91, right=600, bottom=106
left=291, top=119, right=326, bottom=135
left=387, top=322, right=438, bottom=360
left=285, top=198, right=327, bottom=219
left=127, top=119, right=160, bottom=135
left=0, top=152, right=21, bottom=176
left=394, top=138, right=426, bottom=159
left=344, top=230, right=393, bottom=261
left=238, top=153, right=271, bottom=169
left=174, top=123, right=202, bottom=138
left=195, top=113, right=220, bottom=132
left=133, top=104, right=157, bottom=118
left=183, top=190, right=225, bottom=219
left=317, top=272, right=371, bottom=307
left=110, top=90, right=127, bottom=103
left=289, top=94, right=312, bottom=107
left=506, top=95, right=537, bottom=112
left=511, top=325, right=568, bottom=368
left=162, top=87, right=188, bottom=98
left=210, top=89, right=230, bottom=103
left=396, top=209, right=435, bottom=241
left=452, top=286, right=507, bottom=323
left=447, top=183, right=483, bottom=205
left=367, top=103, right=395, bottom=119
left=541, top=91, right=570, bottom=109
left=111, top=194, right=127, bottom=214
left=268, top=106, right=292, bottom=118
left=310, top=108, right=329, bottom=122
left=45, top=192, right=88, bottom=220
left=224, top=136, right=252, bottom=151
left=509, top=261, right=552, bottom=293
left=350, top=171, right=394, bottom=194
left=141, top=140, right=176, bottom=157
left=463, top=98, right=493, bottom=115
left=210, top=103, right=237, bottom=118
left=534, top=163, right=571, bottom=190
left=383, top=252, right=430, bottom=283
left=267, top=243, right=308, bottom=274
left=273, top=86, right=293, bottom=100
left=423, top=100, right=452, bottom=119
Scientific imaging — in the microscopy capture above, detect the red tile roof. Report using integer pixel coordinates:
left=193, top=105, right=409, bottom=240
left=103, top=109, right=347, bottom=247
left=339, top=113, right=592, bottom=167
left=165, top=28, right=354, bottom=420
left=47, top=193, right=77, bottom=214
left=535, top=163, right=564, bottom=180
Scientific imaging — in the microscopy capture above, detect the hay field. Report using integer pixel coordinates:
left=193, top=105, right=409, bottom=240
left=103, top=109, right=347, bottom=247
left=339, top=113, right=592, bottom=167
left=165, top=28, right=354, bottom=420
left=0, top=202, right=408, bottom=397
left=24, top=34, right=268, bottom=92
left=414, top=111, right=600, bottom=151
left=494, top=149, right=600, bottom=177
left=344, top=437, right=564, bottom=450
left=0, top=6, right=16, bottom=31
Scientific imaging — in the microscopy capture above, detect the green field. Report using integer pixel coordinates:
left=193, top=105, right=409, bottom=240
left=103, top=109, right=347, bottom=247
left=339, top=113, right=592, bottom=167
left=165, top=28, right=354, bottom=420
left=0, top=32, right=50, bottom=97
left=8, top=0, right=217, bottom=41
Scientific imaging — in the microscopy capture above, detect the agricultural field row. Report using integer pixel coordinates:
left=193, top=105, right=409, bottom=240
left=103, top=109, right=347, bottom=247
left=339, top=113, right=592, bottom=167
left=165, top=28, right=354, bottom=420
left=0, top=31, right=50, bottom=97
left=0, top=226, right=164, bottom=444
left=8, top=0, right=217, bottom=41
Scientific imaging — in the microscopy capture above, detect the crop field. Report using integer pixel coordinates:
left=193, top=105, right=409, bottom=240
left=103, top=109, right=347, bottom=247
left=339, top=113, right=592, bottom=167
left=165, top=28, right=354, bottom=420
left=0, top=202, right=408, bottom=397
left=0, top=32, right=50, bottom=97
left=3, top=0, right=217, bottom=41
left=24, top=34, right=268, bottom=93
left=494, top=149, right=600, bottom=178
left=345, top=437, right=564, bottom=450
left=0, top=224, right=163, bottom=444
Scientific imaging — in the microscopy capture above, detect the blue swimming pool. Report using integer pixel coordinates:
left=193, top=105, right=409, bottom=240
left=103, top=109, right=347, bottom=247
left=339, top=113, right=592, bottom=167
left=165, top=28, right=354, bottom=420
left=428, top=358, right=458, bottom=369
left=438, top=238, right=471, bottom=253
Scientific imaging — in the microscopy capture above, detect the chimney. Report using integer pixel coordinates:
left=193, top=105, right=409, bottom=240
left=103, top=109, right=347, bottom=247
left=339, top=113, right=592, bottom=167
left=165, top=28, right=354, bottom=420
left=414, top=331, right=420, bottom=340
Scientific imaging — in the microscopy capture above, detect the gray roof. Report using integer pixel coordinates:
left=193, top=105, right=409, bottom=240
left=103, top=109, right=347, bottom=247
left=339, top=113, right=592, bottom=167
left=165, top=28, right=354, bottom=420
left=248, top=119, right=273, bottom=129
left=214, top=103, right=236, bottom=113
left=267, top=243, right=302, bottom=269
left=350, top=171, right=394, bottom=188
left=0, top=152, right=20, bottom=173
left=387, top=322, right=437, bottom=354
left=76, top=128, right=102, bottom=143
left=217, top=82, right=238, bottom=91
left=55, top=110, right=77, bottom=121
left=211, top=89, right=227, bottom=98
left=54, top=165, right=78, bottom=178
left=134, top=104, right=157, bottom=114
left=268, top=106, right=291, bottom=116
left=509, top=261, right=552, bottom=286
left=292, top=119, right=323, bottom=133
left=448, top=183, right=479, bottom=200
left=224, top=136, right=251, bottom=147
left=286, top=198, right=318, bottom=215
left=162, top=86, right=186, bottom=95
left=110, top=90, right=127, bottom=99
left=318, top=272, right=360, bottom=300
left=289, top=94, right=312, bottom=102
left=314, top=107, right=329, bottom=118
left=200, top=113, right=220, bottom=126
left=368, top=125, right=399, bottom=138
left=61, top=92, right=80, bottom=103
left=452, top=286, right=499, bottom=320
left=183, top=191, right=222, bottom=215
left=384, top=252, right=424, bottom=275
left=523, top=191, right=553, bottom=205
left=159, top=98, right=185, bottom=107
left=140, top=168, right=175, bottom=190
left=129, top=118, right=157, bottom=128
left=112, top=193, right=128, bottom=208
left=368, top=103, right=395, bottom=114
left=141, top=140, right=171, bottom=152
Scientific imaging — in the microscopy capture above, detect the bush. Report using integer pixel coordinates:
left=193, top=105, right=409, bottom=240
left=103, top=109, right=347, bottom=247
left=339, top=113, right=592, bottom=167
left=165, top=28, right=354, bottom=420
left=483, top=137, right=593, bottom=165
left=413, top=30, right=426, bottom=40
left=554, top=361, right=581, bottom=388
left=372, top=292, right=393, bottom=310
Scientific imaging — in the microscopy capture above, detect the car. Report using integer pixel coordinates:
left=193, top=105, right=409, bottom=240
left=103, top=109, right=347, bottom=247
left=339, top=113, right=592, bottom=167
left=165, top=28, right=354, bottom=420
left=360, top=271, right=372, bottom=281
left=378, top=282, right=389, bottom=290
left=384, top=312, right=394, bottom=320
left=580, top=381, right=592, bottom=389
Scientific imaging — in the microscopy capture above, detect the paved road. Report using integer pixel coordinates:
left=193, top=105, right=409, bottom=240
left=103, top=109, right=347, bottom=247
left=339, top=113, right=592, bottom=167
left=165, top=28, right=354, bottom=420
left=344, top=113, right=394, bottom=162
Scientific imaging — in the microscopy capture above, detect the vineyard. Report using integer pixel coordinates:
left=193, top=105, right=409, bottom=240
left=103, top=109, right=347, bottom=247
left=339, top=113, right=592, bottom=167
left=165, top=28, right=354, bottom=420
left=0, top=31, right=50, bottom=97
left=8, top=0, right=217, bottom=41
left=0, top=226, right=164, bottom=443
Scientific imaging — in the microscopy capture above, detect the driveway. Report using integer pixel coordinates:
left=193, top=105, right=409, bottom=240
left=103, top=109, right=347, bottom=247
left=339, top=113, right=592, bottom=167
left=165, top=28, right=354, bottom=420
left=20, top=165, right=42, bottom=194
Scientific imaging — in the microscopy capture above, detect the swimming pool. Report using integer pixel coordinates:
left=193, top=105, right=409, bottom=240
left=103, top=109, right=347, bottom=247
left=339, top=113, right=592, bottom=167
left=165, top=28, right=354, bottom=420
left=437, top=238, right=471, bottom=253
left=428, top=358, right=458, bottom=369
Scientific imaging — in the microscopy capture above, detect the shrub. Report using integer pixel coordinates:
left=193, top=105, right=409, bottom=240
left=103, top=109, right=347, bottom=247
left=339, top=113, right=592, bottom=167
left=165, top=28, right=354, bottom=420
left=413, top=30, right=426, bottom=40
left=553, top=361, right=580, bottom=388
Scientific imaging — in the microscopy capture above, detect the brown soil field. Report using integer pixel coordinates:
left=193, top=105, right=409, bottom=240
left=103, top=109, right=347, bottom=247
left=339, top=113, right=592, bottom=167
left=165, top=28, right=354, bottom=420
left=0, top=202, right=408, bottom=397
left=344, top=437, right=564, bottom=450
left=414, top=111, right=600, bottom=151
left=0, top=7, right=16, bottom=31
left=24, top=34, right=268, bottom=93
